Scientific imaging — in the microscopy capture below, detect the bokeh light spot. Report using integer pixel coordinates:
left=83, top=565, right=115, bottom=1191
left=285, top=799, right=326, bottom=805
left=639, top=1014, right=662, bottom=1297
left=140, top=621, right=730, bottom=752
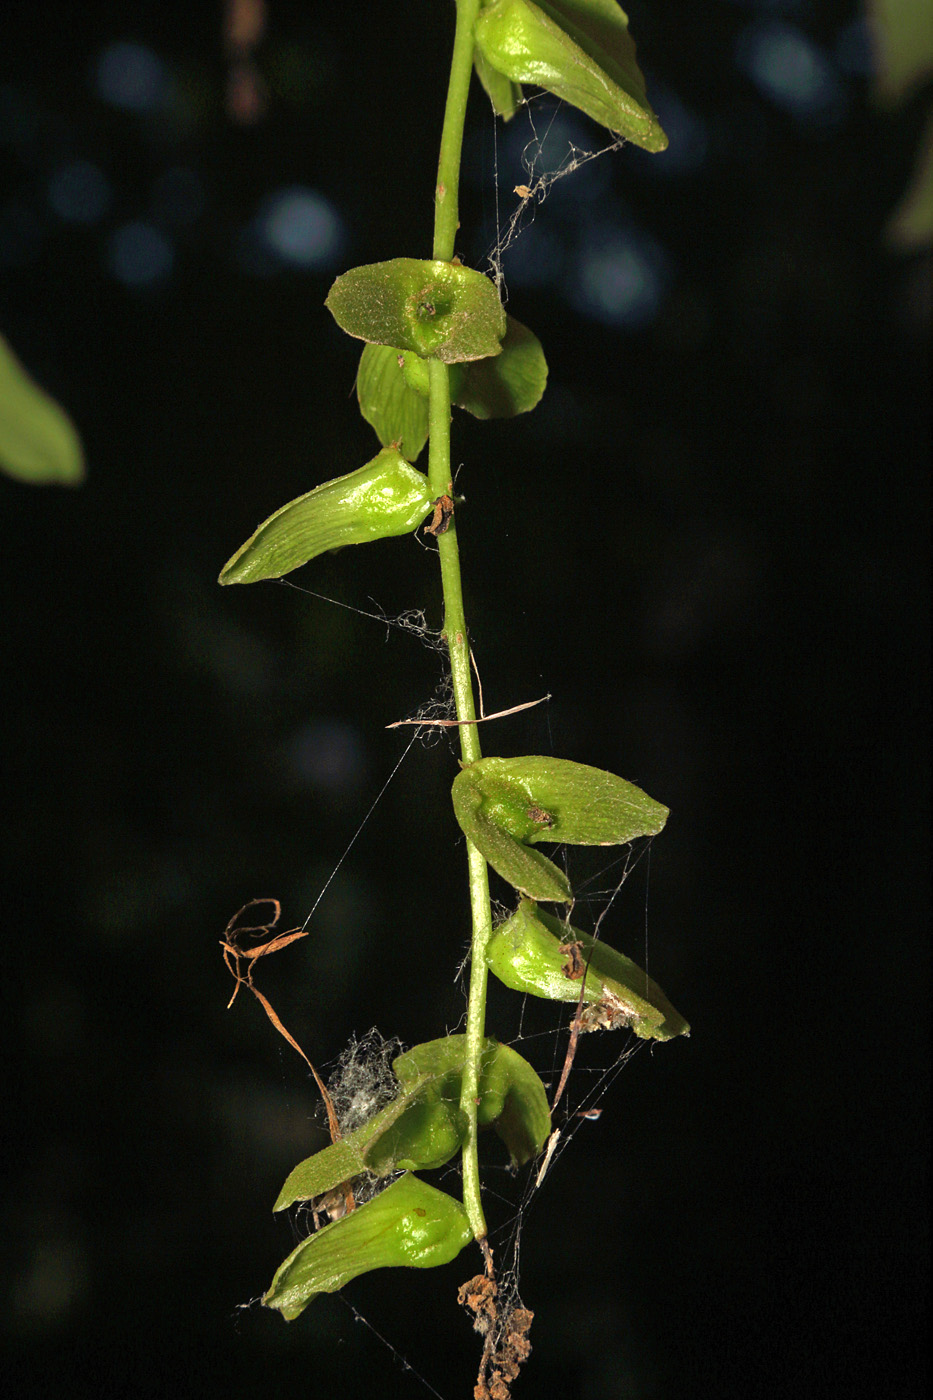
left=572, top=228, right=666, bottom=329
left=736, top=21, right=847, bottom=124
left=107, top=221, right=174, bottom=287
left=501, top=223, right=564, bottom=288
left=258, top=186, right=344, bottom=269
left=286, top=720, right=366, bottom=796
left=95, top=41, right=167, bottom=114
left=47, top=160, right=111, bottom=225
left=649, top=86, right=709, bottom=175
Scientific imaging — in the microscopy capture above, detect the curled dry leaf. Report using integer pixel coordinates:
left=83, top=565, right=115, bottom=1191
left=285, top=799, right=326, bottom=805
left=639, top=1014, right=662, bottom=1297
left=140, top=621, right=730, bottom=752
left=220, top=899, right=355, bottom=1209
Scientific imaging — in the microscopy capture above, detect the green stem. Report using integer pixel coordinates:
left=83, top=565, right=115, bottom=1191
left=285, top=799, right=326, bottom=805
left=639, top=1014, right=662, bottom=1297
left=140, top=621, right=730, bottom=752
left=433, top=0, right=481, bottom=263
left=428, top=0, right=492, bottom=1248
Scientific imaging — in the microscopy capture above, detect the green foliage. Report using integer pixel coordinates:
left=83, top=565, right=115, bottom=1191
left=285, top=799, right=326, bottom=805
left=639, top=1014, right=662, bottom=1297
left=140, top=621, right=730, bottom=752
left=451, top=756, right=669, bottom=901
left=870, top=0, right=933, bottom=249
left=220, top=1, right=678, bottom=1351
left=487, top=900, right=689, bottom=1040
left=218, top=447, right=433, bottom=585
left=356, top=345, right=431, bottom=461
left=355, top=317, right=547, bottom=459
left=450, top=317, right=548, bottom=419
left=264, top=1174, right=473, bottom=1320
left=473, top=0, right=668, bottom=150
left=325, top=258, right=507, bottom=363
left=474, top=44, right=523, bottom=119
left=0, top=329, right=85, bottom=486
left=870, top=0, right=933, bottom=105
left=274, top=1036, right=550, bottom=1213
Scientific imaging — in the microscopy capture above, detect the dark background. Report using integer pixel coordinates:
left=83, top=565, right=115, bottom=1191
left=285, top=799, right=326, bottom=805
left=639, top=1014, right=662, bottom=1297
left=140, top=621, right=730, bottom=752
left=2, top=2, right=928, bottom=1397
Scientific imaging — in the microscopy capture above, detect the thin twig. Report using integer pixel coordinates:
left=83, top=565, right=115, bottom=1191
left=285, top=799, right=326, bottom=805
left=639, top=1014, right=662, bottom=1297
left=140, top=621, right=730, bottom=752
left=549, top=1009, right=584, bottom=1116
left=385, top=694, right=549, bottom=729
left=470, top=645, right=486, bottom=719
left=550, top=932, right=598, bottom=1116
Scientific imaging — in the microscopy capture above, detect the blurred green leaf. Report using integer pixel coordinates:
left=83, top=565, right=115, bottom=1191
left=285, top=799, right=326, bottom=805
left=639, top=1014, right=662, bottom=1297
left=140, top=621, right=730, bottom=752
left=488, top=899, right=690, bottom=1040
left=869, top=0, right=933, bottom=105
left=264, top=1173, right=473, bottom=1320
left=326, top=258, right=507, bottom=363
left=218, top=447, right=432, bottom=585
left=0, top=330, right=85, bottom=486
left=474, top=0, right=667, bottom=151
left=474, top=45, right=523, bottom=119
left=356, top=344, right=430, bottom=460
left=452, top=756, right=668, bottom=900
left=886, top=110, right=933, bottom=249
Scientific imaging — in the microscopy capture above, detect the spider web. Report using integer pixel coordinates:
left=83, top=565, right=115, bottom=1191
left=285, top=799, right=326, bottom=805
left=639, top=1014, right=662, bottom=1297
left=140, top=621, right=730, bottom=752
left=484, top=92, right=629, bottom=301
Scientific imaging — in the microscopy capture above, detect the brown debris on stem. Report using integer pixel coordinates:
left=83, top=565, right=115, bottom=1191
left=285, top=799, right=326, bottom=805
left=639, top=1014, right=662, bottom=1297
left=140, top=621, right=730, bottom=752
left=459, top=1271, right=534, bottom=1400
left=424, top=493, right=455, bottom=537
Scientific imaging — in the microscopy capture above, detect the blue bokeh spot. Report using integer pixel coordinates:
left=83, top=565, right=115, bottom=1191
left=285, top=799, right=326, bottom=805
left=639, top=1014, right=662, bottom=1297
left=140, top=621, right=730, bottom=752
left=258, top=187, right=344, bottom=270
left=572, top=227, right=666, bottom=330
left=501, top=223, right=564, bottom=289
left=95, top=41, right=167, bottom=114
left=108, top=221, right=174, bottom=287
left=736, top=21, right=847, bottom=123
left=47, top=161, right=112, bottom=225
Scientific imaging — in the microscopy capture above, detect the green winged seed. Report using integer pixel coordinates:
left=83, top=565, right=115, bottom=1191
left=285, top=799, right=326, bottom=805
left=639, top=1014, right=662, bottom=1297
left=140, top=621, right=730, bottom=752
left=453, top=770, right=574, bottom=902
left=218, top=447, right=433, bottom=585
left=461, top=756, right=669, bottom=844
left=487, top=899, right=690, bottom=1040
left=356, top=344, right=430, bottom=461
left=361, top=313, right=545, bottom=451
left=395, top=1035, right=551, bottom=1168
left=273, top=1035, right=549, bottom=1214
left=0, top=330, right=85, bottom=485
left=264, top=1173, right=473, bottom=1321
left=274, top=1057, right=468, bottom=1214
left=326, top=258, right=506, bottom=363
left=474, top=0, right=668, bottom=152
left=452, top=756, right=668, bottom=900
left=272, top=1139, right=362, bottom=1215
left=453, top=316, right=547, bottom=418
left=272, top=1088, right=465, bottom=1215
